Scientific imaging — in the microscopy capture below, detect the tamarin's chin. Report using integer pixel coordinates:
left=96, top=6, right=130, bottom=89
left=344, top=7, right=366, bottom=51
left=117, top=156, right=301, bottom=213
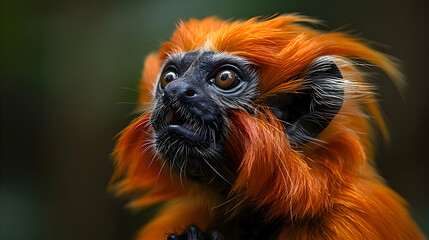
left=112, top=15, right=425, bottom=240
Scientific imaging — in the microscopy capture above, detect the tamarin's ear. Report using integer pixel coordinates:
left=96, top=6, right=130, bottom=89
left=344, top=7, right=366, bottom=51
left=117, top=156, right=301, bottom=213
left=268, top=56, right=344, bottom=147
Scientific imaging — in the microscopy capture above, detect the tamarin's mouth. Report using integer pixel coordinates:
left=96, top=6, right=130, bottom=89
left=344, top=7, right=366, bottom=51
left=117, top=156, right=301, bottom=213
left=163, top=108, right=206, bottom=142
left=151, top=103, right=227, bottom=183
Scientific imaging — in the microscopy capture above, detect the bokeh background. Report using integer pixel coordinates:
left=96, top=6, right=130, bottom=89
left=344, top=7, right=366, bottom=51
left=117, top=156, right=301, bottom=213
left=1, top=0, right=428, bottom=239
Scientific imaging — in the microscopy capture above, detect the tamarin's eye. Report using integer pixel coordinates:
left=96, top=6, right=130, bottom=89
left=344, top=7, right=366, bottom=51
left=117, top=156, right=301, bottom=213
left=160, top=70, right=178, bottom=88
left=214, top=70, right=239, bottom=90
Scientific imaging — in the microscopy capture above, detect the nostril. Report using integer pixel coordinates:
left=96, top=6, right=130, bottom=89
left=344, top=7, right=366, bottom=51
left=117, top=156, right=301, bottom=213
left=185, top=89, right=196, bottom=97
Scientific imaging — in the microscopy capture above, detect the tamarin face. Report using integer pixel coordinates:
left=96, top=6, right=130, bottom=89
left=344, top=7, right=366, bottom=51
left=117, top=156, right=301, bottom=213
left=150, top=50, right=258, bottom=182
left=150, top=49, right=344, bottom=183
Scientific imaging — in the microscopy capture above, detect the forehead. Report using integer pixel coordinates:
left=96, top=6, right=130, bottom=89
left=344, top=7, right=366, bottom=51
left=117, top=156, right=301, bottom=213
left=163, top=50, right=252, bottom=70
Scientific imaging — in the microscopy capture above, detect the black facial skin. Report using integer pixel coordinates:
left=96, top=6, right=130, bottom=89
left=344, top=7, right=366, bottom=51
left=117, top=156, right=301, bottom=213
left=150, top=50, right=258, bottom=184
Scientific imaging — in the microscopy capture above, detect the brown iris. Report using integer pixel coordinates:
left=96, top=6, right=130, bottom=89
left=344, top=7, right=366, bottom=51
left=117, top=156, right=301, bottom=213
left=215, top=70, right=237, bottom=90
left=160, top=71, right=177, bottom=88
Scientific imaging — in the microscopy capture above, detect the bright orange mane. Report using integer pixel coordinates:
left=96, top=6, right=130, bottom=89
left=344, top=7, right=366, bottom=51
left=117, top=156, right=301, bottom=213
left=112, top=15, right=423, bottom=239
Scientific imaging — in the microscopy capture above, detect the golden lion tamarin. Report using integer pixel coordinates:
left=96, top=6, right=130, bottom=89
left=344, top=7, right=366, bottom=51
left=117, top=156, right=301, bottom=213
left=111, top=15, right=425, bottom=239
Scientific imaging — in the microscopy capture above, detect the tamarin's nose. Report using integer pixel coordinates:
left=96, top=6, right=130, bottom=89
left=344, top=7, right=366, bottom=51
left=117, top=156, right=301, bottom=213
left=164, top=81, right=197, bottom=102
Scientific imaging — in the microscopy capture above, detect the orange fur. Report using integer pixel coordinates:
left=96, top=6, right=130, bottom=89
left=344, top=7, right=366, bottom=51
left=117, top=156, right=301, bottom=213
left=111, top=15, right=424, bottom=239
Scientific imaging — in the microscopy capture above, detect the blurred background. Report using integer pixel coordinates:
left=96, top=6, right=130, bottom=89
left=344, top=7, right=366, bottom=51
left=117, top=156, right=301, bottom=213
left=1, top=0, right=428, bottom=239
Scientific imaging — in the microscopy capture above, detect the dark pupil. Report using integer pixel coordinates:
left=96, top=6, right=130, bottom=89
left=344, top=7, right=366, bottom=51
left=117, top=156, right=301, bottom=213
left=220, top=72, right=230, bottom=81
left=165, top=73, right=175, bottom=82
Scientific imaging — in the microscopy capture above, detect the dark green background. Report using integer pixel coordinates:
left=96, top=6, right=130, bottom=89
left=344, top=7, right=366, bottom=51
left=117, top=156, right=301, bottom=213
left=1, top=0, right=428, bottom=239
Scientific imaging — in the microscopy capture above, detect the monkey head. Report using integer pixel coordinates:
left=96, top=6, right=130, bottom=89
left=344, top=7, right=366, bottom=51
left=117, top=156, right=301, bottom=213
left=114, top=14, right=400, bottom=211
left=114, top=15, right=400, bottom=206
left=149, top=48, right=344, bottom=186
